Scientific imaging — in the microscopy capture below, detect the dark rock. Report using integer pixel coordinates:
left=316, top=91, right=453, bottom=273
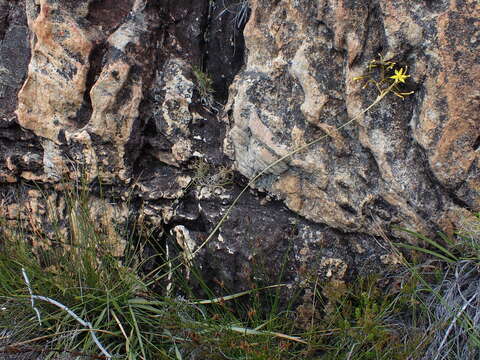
left=0, top=0, right=477, bottom=295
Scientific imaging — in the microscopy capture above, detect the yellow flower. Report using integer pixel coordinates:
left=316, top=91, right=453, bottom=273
left=390, top=67, right=410, bottom=84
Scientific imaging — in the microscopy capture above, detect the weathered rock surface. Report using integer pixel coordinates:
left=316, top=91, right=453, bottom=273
left=226, top=0, right=479, bottom=240
left=0, top=0, right=478, bottom=294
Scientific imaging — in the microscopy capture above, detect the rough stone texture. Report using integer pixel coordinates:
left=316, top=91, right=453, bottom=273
left=0, top=0, right=43, bottom=185
left=0, top=0, right=30, bottom=125
left=0, top=0, right=478, bottom=296
left=225, top=0, right=479, bottom=241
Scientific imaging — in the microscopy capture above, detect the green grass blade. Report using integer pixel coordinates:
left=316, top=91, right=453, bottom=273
left=129, top=304, right=146, bottom=359
left=396, top=227, right=458, bottom=261
left=227, top=325, right=308, bottom=344
left=437, top=232, right=456, bottom=248
left=190, top=284, right=286, bottom=304
left=394, top=242, right=455, bottom=263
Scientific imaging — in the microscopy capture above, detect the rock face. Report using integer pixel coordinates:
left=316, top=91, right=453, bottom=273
left=226, top=0, right=479, bottom=241
left=0, top=0, right=478, bottom=292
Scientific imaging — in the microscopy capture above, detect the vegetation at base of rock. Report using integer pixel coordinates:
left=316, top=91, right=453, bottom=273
left=192, top=158, right=234, bottom=189
left=395, top=217, right=480, bottom=359
left=1, top=187, right=479, bottom=359
left=192, top=66, right=215, bottom=109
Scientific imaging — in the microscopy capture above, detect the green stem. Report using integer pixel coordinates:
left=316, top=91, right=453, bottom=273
left=191, top=82, right=398, bottom=258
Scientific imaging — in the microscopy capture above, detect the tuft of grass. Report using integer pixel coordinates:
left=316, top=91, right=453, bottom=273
left=392, top=216, right=480, bottom=360
left=295, top=275, right=425, bottom=360
left=420, top=261, right=480, bottom=360
left=217, top=0, right=251, bottom=30
left=456, top=212, right=480, bottom=259
left=0, top=183, right=307, bottom=359
left=192, top=66, right=215, bottom=110
left=0, top=179, right=439, bottom=360
left=191, top=158, right=233, bottom=189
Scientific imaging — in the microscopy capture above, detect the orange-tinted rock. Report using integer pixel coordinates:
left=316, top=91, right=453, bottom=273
left=226, top=0, right=479, bottom=241
left=17, top=0, right=96, bottom=142
left=0, top=0, right=477, bottom=292
left=420, top=1, right=479, bottom=209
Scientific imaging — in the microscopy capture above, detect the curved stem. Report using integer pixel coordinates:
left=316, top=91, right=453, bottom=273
left=191, top=81, right=397, bottom=258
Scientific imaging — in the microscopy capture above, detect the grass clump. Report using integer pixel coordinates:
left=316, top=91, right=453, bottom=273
left=294, top=276, right=424, bottom=360
left=217, top=0, right=251, bottom=30
left=394, top=214, right=480, bottom=360
left=192, top=67, right=216, bottom=110
left=0, top=182, right=424, bottom=359
left=1, top=184, right=478, bottom=359
left=0, top=184, right=307, bottom=359
left=192, top=158, right=233, bottom=190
